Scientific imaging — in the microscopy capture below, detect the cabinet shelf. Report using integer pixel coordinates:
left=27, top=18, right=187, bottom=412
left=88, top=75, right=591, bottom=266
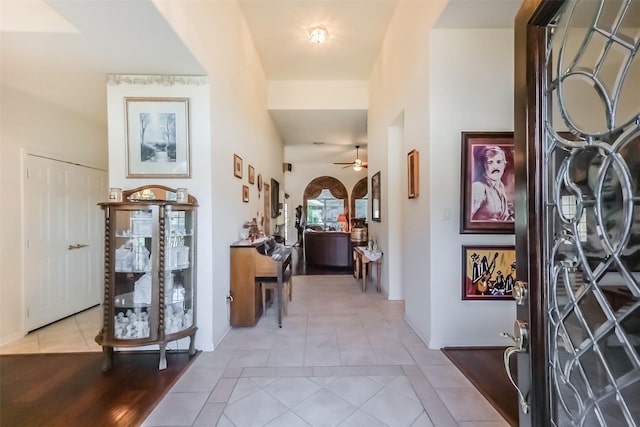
left=97, top=185, right=198, bottom=372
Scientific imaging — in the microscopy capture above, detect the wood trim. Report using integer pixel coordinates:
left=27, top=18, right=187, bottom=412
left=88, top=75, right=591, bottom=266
left=350, top=177, right=368, bottom=224
left=514, top=0, right=566, bottom=424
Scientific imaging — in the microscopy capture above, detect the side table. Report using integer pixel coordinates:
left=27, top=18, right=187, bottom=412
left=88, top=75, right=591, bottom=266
left=353, top=246, right=383, bottom=293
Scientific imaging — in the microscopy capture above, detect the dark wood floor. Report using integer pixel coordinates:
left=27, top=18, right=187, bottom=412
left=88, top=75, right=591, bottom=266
left=442, top=346, right=518, bottom=427
left=0, top=351, right=197, bottom=427
left=291, top=245, right=353, bottom=276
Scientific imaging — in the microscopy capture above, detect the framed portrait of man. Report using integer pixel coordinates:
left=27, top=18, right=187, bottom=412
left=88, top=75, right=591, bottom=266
left=460, top=132, right=515, bottom=234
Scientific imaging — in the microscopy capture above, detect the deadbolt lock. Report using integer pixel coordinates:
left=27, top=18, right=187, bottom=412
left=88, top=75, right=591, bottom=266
left=513, top=281, right=528, bottom=305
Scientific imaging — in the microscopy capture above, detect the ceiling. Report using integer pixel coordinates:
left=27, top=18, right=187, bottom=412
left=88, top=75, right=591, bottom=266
left=1, top=0, right=521, bottom=165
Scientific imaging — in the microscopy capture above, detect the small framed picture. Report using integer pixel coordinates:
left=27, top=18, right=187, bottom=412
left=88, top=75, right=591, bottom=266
left=242, top=185, right=249, bottom=202
left=462, top=245, right=516, bottom=300
left=234, top=154, right=243, bottom=179
left=371, top=171, right=381, bottom=222
left=407, top=149, right=419, bottom=199
left=257, top=173, right=263, bottom=191
left=248, top=165, right=255, bottom=184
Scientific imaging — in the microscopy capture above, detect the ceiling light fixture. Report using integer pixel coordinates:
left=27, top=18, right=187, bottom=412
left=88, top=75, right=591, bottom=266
left=309, top=26, right=328, bottom=44
left=353, top=159, right=362, bottom=172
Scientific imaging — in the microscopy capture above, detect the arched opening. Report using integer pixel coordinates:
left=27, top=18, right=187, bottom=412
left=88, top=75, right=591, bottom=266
left=303, top=176, right=348, bottom=231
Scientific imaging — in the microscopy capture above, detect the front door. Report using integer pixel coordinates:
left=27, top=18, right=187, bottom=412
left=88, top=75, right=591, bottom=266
left=513, top=1, right=640, bottom=425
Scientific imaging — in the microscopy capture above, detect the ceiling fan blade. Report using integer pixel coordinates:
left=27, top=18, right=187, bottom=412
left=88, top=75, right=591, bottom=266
left=333, top=162, right=355, bottom=165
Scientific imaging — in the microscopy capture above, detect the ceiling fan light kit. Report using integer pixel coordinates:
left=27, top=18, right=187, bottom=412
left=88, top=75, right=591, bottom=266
left=333, top=145, right=367, bottom=171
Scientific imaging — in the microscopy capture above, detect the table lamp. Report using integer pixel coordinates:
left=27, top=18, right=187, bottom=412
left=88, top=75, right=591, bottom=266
left=337, top=214, right=347, bottom=232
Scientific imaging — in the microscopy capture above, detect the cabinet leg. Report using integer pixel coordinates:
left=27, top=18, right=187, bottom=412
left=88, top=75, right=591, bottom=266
left=159, top=343, right=167, bottom=370
left=102, top=346, right=113, bottom=372
left=188, top=333, right=196, bottom=356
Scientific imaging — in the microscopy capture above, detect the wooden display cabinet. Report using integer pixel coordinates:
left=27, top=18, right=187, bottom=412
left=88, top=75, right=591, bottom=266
left=96, top=185, right=198, bottom=371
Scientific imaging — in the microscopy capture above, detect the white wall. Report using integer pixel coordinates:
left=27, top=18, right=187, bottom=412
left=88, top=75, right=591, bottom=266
left=106, top=75, right=214, bottom=351
left=0, top=82, right=108, bottom=344
left=369, top=5, right=517, bottom=348
left=282, top=160, right=367, bottom=245
left=428, top=29, right=516, bottom=347
left=368, top=1, right=444, bottom=340
left=154, top=0, right=284, bottom=349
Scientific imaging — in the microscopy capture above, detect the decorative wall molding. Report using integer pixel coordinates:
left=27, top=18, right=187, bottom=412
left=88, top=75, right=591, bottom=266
left=107, top=75, right=208, bottom=86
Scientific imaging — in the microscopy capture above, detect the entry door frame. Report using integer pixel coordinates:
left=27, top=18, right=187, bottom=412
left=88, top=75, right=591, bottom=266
left=514, top=0, right=565, bottom=425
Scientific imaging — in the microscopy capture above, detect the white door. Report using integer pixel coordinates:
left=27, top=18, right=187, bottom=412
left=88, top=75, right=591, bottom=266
left=25, top=155, right=106, bottom=331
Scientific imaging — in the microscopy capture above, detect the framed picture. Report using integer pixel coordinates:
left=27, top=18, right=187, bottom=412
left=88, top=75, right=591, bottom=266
left=248, top=165, right=255, bottom=184
left=371, top=171, right=381, bottom=222
left=408, top=149, right=419, bottom=199
left=234, top=154, right=243, bottom=178
left=460, top=132, right=515, bottom=234
left=242, top=185, right=249, bottom=202
left=125, top=97, right=190, bottom=178
left=462, top=245, right=516, bottom=300
left=257, top=173, right=263, bottom=191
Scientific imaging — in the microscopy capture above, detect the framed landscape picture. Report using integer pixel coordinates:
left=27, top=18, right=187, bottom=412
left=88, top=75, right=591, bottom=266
left=460, top=132, right=515, bottom=234
left=462, top=245, right=516, bottom=300
left=125, top=97, right=190, bottom=178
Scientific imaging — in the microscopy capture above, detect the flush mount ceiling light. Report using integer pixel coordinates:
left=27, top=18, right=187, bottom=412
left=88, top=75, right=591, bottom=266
left=309, top=26, right=328, bottom=44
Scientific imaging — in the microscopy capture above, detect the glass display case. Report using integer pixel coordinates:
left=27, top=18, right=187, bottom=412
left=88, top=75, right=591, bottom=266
left=96, top=185, right=197, bottom=371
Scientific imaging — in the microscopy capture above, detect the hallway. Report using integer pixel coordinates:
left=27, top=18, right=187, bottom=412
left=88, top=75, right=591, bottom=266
left=0, top=274, right=508, bottom=426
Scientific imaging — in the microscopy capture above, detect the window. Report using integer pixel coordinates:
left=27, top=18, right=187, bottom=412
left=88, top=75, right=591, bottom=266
left=307, top=189, right=345, bottom=231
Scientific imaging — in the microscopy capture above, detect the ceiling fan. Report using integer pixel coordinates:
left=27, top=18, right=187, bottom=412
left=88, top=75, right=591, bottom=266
left=333, top=145, right=368, bottom=171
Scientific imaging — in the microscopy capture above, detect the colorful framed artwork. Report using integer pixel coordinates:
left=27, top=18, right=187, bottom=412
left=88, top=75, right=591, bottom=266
left=125, top=97, right=190, bottom=178
left=460, top=132, right=515, bottom=234
left=462, top=245, right=516, bottom=300
left=234, top=154, right=243, bottom=179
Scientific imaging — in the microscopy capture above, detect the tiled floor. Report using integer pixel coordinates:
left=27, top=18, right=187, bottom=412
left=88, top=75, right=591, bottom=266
left=0, top=304, right=102, bottom=354
left=0, top=275, right=509, bottom=426
left=144, top=275, right=508, bottom=427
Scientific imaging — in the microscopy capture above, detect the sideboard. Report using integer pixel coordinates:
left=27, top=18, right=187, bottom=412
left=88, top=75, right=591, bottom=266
left=304, top=231, right=353, bottom=268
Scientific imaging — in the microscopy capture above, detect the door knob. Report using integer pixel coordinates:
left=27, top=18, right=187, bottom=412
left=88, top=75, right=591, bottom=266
left=500, top=320, right=530, bottom=414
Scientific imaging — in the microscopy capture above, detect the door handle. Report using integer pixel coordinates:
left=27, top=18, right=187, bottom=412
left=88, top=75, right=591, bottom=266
left=67, top=244, right=89, bottom=250
left=500, top=320, right=530, bottom=414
